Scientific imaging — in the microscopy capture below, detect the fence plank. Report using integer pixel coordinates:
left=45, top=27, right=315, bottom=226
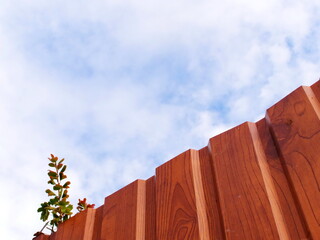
left=52, top=213, right=75, bottom=240
left=256, top=118, right=308, bottom=239
left=145, top=176, right=156, bottom=240
left=92, top=205, right=103, bottom=240
left=47, top=208, right=95, bottom=240
left=198, top=147, right=225, bottom=240
left=311, top=80, right=320, bottom=102
left=100, top=179, right=146, bottom=240
left=72, top=208, right=95, bottom=240
left=266, top=86, right=320, bottom=238
left=34, top=234, right=49, bottom=240
left=156, top=149, right=210, bottom=240
left=208, top=122, right=286, bottom=239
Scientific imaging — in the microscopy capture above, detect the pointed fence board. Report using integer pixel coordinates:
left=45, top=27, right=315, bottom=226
left=100, top=179, right=146, bottom=240
left=266, top=86, right=320, bottom=238
left=256, top=118, right=308, bottom=239
left=208, top=122, right=288, bottom=239
left=145, top=176, right=156, bottom=240
left=92, top=205, right=104, bottom=240
left=47, top=208, right=95, bottom=240
left=156, top=149, right=210, bottom=240
left=33, top=80, right=320, bottom=240
left=311, top=80, right=320, bottom=103
left=198, top=147, right=225, bottom=239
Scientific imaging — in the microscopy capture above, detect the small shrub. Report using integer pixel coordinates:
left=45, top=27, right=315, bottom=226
left=35, top=154, right=94, bottom=237
left=37, top=154, right=73, bottom=232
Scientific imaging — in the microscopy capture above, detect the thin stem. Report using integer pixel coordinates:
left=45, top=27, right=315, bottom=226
left=40, top=221, right=49, bottom=233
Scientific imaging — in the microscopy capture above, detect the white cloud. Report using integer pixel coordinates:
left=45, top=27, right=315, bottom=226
left=1, top=0, right=320, bottom=239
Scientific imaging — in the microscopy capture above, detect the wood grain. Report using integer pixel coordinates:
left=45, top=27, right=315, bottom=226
left=145, top=176, right=156, bottom=240
left=100, top=179, right=146, bottom=240
left=47, top=208, right=95, bottom=240
left=73, top=208, right=95, bottom=240
left=256, top=118, right=309, bottom=239
left=156, top=149, right=210, bottom=240
left=266, top=86, right=320, bottom=238
left=208, top=122, right=284, bottom=239
left=52, top=212, right=75, bottom=240
left=311, top=80, right=320, bottom=103
left=198, top=147, right=225, bottom=240
left=92, top=206, right=104, bottom=240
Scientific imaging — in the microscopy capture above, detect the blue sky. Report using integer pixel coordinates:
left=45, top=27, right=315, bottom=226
left=1, top=0, right=320, bottom=239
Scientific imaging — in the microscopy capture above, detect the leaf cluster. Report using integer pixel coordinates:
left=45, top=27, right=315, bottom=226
left=77, top=198, right=95, bottom=212
left=37, top=154, right=73, bottom=230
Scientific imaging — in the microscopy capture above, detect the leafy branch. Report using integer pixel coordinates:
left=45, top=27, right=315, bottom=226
left=37, top=154, right=73, bottom=232
left=35, top=154, right=95, bottom=239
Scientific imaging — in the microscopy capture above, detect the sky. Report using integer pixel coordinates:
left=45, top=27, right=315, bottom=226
left=1, top=0, right=320, bottom=239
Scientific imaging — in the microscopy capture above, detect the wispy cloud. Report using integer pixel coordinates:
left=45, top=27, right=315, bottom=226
left=1, top=0, right=320, bottom=239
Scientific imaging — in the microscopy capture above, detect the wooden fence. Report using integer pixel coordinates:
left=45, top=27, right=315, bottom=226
left=35, top=80, right=320, bottom=240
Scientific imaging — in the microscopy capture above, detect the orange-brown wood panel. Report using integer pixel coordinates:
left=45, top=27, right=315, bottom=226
left=100, top=179, right=146, bottom=240
left=256, top=118, right=309, bottom=239
left=92, top=205, right=104, bottom=240
left=156, top=149, right=210, bottom=240
left=49, top=231, right=56, bottom=240
left=266, top=86, right=320, bottom=238
left=145, top=176, right=156, bottom=240
left=34, top=234, right=49, bottom=240
left=52, top=214, right=75, bottom=240
left=311, top=80, right=320, bottom=102
left=49, top=208, right=95, bottom=240
left=208, top=122, right=287, bottom=240
left=198, top=147, right=225, bottom=240
left=72, top=208, right=95, bottom=240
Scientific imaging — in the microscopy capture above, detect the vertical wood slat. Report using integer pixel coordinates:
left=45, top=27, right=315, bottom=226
left=145, top=176, right=156, bottom=240
left=73, top=208, right=96, bottom=240
left=100, top=179, right=146, bottom=240
left=311, top=80, right=320, bottom=103
left=198, top=147, right=225, bottom=240
left=256, top=118, right=308, bottom=239
left=266, top=86, right=320, bottom=238
left=47, top=208, right=95, bottom=240
left=156, top=149, right=210, bottom=240
left=208, top=122, right=287, bottom=239
left=51, top=214, right=75, bottom=240
left=92, top=205, right=104, bottom=240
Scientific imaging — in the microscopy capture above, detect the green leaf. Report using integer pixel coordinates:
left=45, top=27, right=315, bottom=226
left=63, top=181, right=71, bottom=188
left=47, top=179, right=55, bottom=185
left=48, top=163, right=55, bottom=167
left=66, top=205, right=73, bottom=211
left=60, top=165, right=67, bottom=173
left=53, top=184, right=62, bottom=191
left=58, top=158, right=65, bottom=165
left=49, top=155, right=58, bottom=162
left=45, top=206, right=55, bottom=210
left=45, top=189, right=56, bottom=196
left=60, top=172, right=67, bottom=180
left=62, top=193, right=69, bottom=199
left=48, top=171, right=58, bottom=178
left=49, top=197, right=58, bottom=205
